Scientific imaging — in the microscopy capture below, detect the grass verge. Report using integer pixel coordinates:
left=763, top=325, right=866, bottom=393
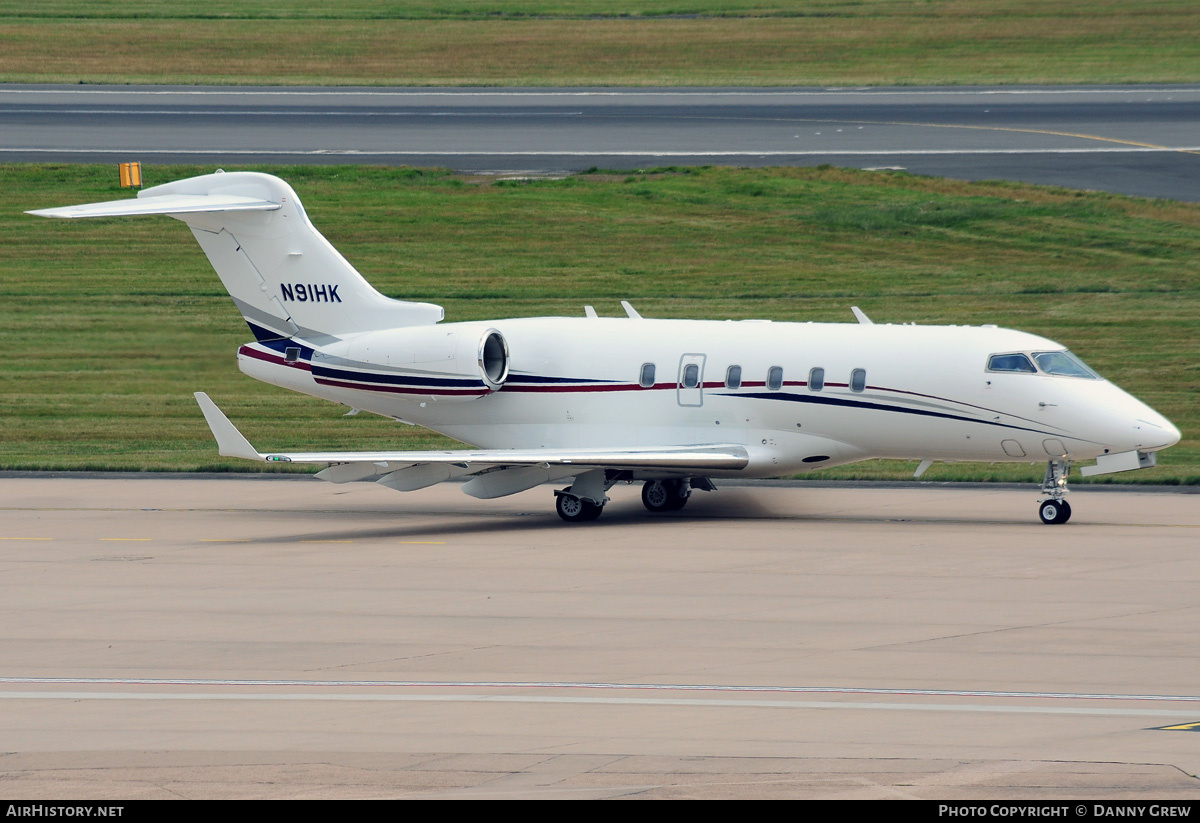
left=1, top=2, right=1198, bottom=86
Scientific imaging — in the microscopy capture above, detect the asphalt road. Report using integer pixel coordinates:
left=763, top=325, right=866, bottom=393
left=3, top=477, right=1199, bottom=799
left=3, top=84, right=1200, bottom=200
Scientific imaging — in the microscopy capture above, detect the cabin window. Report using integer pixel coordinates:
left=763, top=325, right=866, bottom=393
left=767, top=366, right=784, bottom=390
left=284, top=346, right=301, bottom=364
left=639, top=363, right=656, bottom=388
left=987, top=353, right=1037, bottom=374
left=725, top=365, right=742, bottom=389
left=1033, top=350, right=1099, bottom=379
left=682, top=363, right=700, bottom=389
left=808, top=367, right=824, bottom=391
left=850, top=368, right=866, bottom=392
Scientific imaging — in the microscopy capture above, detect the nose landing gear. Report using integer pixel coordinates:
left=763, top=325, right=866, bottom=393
left=1037, top=459, right=1072, bottom=524
left=1038, top=498, right=1072, bottom=525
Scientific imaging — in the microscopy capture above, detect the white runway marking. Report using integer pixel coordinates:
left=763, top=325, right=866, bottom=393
left=0, top=108, right=587, bottom=117
left=4, top=677, right=1198, bottom=703
left=3, top=87, right=1198, bottom=98
left=4, top=148, right=1198, bottom=157
left=0, top=690, right=1192, bottom=718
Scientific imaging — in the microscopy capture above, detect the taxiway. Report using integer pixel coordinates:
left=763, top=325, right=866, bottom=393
left=3, top=84, right=1199, bottom=200
left=2, top=476, right=1198, bottom=798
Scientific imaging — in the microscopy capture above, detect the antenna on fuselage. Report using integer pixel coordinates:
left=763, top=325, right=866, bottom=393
left=851, top=306, right=873, bottom=325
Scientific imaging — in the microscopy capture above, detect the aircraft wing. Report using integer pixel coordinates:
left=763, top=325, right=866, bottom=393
left=195, top=393, right=749, bottom=495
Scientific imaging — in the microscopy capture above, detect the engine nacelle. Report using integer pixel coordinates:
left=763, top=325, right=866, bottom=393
left=312, top=323, right=509, bottom=401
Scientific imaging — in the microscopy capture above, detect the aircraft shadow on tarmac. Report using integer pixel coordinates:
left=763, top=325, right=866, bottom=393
left=225, top=489, right=1027, bottom=544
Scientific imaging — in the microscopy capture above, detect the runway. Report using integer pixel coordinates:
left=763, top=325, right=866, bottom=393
left=2, top=475, right=1198, bottom=798
left=3, top=84, right=1200, bottom=200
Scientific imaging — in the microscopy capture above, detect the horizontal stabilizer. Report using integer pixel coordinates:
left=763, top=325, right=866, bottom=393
left=29, top=171, right=444, bottom=335
left=27, top=194, right=280, bottom=219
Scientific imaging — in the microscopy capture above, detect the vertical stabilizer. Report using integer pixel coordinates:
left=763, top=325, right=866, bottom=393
left=29, top=171, right=443, bottom=339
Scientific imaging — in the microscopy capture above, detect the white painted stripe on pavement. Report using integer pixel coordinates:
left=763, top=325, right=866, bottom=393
left=3, top=148, right=1198, bottom=156
left=0, top=690, right=1191, bottom=717
left=3, top=677, right=1198, bottom=703
left=2, top=88, right=1199, bottom=99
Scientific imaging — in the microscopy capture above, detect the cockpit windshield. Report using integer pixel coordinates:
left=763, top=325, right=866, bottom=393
left=987, top=353, right=1037, bottom=373
left=1032, top=350, right=1100, bottom=379
left=987, top=350, right=1102, bottom=379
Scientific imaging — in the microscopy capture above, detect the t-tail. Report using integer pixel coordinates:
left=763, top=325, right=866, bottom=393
left=28, top=171, right=443, bottom=341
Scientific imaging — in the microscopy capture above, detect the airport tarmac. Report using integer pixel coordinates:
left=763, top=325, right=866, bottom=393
left=1, top=475, right=1198, bottom=799
left=5, top=84, right=1200, bottom=200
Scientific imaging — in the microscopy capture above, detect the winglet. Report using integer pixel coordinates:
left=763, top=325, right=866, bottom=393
left=194, top=392, right=264, bottom=461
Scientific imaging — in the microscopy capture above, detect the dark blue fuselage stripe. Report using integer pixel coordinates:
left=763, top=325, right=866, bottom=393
left=508, top=374, right=616, bottom=384
left=311, top=364, right=484, bottom=389
left=237, top=338, right=1074, bottom=440
left=246, top=321, right=285, bottom=343
left=726, top=392, right=1078, bottom=440
left=243, top=324, right=316, bottom=359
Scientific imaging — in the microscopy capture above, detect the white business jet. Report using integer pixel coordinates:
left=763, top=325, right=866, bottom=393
left=30, top=171, right=1181, bottom=524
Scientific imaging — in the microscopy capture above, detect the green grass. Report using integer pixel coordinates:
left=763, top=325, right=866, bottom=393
left=0, top=1, right=838, bottom=17
left=1, top=1, right=1198, bottom=86
left=3, top=163, right=1197, bottom=485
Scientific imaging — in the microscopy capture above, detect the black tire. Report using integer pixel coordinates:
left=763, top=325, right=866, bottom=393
left=1056, top=499, right=1072, bottom=524
left=642, top=480, right=689, bottom=512
left=641, top=480, right=670, bottom=512
left=664, top=488, right=689, bottom=511
left=557, top=493, right=603, bottom=523
left=1038, top=499, right=1071, bottom=525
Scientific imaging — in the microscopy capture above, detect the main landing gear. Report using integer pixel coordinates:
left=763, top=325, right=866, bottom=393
left=554, top=475, right=714, bottom=522
left=1037, top=459, right=1072, bottom=525
left=554, top=468, right=614, bottom=523
left=554, top=493, right=604, bottom=522
left=641, top=479, right=691, bottom=513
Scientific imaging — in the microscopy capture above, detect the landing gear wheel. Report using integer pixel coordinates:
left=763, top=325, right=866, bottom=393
left=1038, top=460, right=1072, bottom=524
left=1038, top=499, right=1071, bottom=525
left=641, top=480, right=670, bottom=512
left=556, top=493, right=603, bottom=523
left=642, top=480, right=689, bottom=513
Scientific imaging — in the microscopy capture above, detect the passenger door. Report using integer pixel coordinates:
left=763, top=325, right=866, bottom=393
left=677, top=353, right=706, bottom=407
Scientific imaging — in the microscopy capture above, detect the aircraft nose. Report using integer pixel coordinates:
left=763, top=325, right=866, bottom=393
left=1134, top=411, right=1181, bottom=451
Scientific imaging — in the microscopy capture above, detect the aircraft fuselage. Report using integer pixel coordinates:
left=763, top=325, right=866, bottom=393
left=237, top=316, right=1178, bottom=478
